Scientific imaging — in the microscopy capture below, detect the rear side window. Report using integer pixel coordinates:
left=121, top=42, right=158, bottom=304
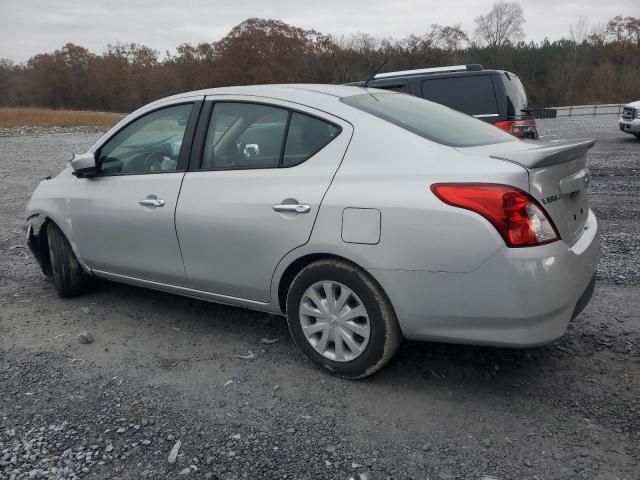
left=341, top=92, right=516, bottom=147
left=283, top=113, right=340, bottom=167
left=202, top=102, right=340, bottom=170
left=203, top=103, right=288, bottom=169
left=420, top=75, right=498, bottom=116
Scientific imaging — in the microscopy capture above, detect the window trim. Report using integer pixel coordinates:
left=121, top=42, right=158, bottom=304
left=191, top=99, right=343, bottom=172
left=94, top=100, right=202, bottom=177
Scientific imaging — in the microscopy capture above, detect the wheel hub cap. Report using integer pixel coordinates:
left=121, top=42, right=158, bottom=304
left=298, top=281, right=371, bottom=362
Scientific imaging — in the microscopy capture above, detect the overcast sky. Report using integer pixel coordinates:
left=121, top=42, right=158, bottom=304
left=0, top=0, right=636, bottom=63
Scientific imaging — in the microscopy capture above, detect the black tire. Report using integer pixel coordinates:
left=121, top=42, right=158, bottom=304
left=46, top=222, right=85, bottom=297
left=286, top=259, right=402, bottom=379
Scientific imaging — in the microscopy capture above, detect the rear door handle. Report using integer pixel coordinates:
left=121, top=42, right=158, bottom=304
left=139, top=198, right=165, bottom=207
left=272, top=204, right=310, bottom=214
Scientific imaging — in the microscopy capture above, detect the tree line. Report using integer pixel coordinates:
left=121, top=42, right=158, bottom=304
left=0, top=4, right=638, bottom=113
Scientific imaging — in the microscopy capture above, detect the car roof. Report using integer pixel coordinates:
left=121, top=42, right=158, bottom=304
left=135, top=84, right=382, bottom=121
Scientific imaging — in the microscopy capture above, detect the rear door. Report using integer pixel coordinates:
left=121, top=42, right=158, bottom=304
left=175, top=97, right=353, bottom=302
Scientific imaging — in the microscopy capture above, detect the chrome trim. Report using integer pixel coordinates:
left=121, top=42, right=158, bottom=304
left=473, top=114, right=499, bottom=118
left=272, top=204, right=310, bottom=214
left=138, top=199, right=165, bottom=207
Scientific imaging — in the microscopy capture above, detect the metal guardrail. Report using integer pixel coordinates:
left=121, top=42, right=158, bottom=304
left=532, top=104, right=625, bottom=119
left=554, top=104, right=625, bottom=117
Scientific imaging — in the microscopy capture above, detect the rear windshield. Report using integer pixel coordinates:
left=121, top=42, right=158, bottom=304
left=420, top=75, right=498, bottom=116
left=503, top=73, right=528, bottom=118
left=341, top=92, right=516, bottom=147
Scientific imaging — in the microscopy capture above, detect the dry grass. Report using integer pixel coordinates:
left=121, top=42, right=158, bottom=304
left=0, top=107, right=125, bottom=128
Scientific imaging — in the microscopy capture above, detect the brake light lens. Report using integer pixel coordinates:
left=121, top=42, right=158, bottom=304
left=431, top=183, right=559, bottom=247
left=495, top=119, right=538, bottom=139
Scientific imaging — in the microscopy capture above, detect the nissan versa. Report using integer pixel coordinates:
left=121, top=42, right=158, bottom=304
left=26, top=85, right=600, bottom=378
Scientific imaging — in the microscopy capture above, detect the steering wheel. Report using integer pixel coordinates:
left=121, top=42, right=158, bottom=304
left=143, top=151, right=166, bottom=172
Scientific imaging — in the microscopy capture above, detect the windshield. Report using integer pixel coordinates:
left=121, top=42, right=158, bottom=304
left=341, top=92, right=517, bottom=147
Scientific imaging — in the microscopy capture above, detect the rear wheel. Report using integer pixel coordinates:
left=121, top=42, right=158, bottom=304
left=47, top=223, right=85, bottom=297
left=286, top=259, right=402, bottom=379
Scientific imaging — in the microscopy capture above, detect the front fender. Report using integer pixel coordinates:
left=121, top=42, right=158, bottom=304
left=25, top=167, right=91, bottom=273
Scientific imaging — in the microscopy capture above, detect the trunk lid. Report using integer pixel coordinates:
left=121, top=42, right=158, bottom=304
left=458, top=139, right=594, bottom=246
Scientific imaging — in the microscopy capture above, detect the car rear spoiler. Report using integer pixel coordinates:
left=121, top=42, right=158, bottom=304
left=490, top=140, right=595, bottom=169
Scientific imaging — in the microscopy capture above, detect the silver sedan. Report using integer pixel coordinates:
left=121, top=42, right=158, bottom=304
left=26, top=84, right=600, bottom=378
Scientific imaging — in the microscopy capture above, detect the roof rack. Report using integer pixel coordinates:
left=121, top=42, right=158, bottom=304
left=374, top=64, right=484, bottom=79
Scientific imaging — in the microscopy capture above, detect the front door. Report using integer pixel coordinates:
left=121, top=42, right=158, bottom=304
left=71, top=101, right=199, bottom=285
left=176, top=98, right=352, bottom=302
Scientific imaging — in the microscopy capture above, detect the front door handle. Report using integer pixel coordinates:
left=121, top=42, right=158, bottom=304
left=272, top=203, right=310, bottom=214
left=139, top=198, right=165, bottom=207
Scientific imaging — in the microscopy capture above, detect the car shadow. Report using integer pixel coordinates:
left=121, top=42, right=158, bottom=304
left=81, top=277, right=574, bottom=393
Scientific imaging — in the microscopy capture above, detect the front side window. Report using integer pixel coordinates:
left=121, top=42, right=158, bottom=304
left=341, top=92, right=516, bottom=147
left=98, top=104, right=193, bottom=175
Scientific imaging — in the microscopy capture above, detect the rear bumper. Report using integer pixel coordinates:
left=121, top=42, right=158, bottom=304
left=368, top=209, right=600, bottom=347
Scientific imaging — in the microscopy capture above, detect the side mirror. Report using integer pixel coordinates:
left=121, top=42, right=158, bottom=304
left=70, top=152, right=98, bottom=178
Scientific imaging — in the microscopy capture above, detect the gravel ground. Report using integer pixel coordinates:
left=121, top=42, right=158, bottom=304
left=1, top=117, right=639, bottom=480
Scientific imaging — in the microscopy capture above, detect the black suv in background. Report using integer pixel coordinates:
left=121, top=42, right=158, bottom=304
left=349, top=64, right=539, bottom=139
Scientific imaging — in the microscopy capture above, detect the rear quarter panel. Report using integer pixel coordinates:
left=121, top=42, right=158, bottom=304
left=306, top=116, right=531, bottom=273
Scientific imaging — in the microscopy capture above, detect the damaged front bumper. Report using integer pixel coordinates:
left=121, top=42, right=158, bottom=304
left=26, top=220, right=51, bottom=277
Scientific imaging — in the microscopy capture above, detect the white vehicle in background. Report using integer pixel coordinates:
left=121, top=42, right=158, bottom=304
left=619, top=101, right=640, bottom=138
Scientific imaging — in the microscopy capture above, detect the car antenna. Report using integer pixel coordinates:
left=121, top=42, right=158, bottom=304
left=363, top=59, right=388, bottom=88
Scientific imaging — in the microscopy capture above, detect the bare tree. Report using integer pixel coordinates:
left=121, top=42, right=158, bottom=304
left=431, top=24, right=469, bottom=51
left=474, top=1, right=525, bottom=49
left=2, top=14, right=639, bottom=111
left=588, top=22, right=608, bottom=46
left=570, top=17, right=589, bottom=44
left=606, top=16, right=640, bottom=45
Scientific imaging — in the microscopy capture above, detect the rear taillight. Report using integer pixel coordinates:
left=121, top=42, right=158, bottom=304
left=495, top=119, right=538, bottom=139
left=431, top=183, right=559, bottom=247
